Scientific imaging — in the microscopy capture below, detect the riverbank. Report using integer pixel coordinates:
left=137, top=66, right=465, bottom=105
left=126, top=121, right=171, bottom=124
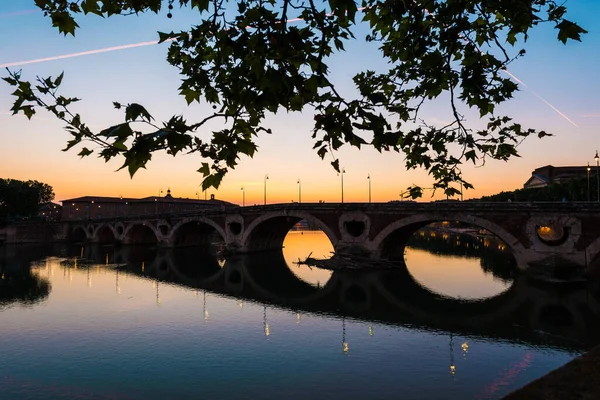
left=503, top=345, right=600, bottom=399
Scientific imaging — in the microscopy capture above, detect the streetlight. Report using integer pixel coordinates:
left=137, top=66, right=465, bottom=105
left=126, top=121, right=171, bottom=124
left=594, top=150, right=600, bottom=203
left=241, top=186, right=245, bottom=207
left=587, top=163, right=591, bottom=202
left=195, top=191, right=199, bottom=200
left=367, top=174, right=371, bottom=203
left=340, top=168, right=346, bottom=203
left=297, top=179, right=302, bottom=204
left=156, top=189, right=163, bottom=215
left=264, top=174, right=269, bottom=205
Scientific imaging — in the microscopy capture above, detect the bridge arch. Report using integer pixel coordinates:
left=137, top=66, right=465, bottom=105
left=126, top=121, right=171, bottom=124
left=371, top=213, right=528, bottom=269
left=70, top=225, right=89, bottom=242
left=94, top=223, right=117, bottom=243
left=242, top=211, right=339, bottom=253
left=169, top=217, right=226, bottom=247
left=123, top=222, right=159, bottom=244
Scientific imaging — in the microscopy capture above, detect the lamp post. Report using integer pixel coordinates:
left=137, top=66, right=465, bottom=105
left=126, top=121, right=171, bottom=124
left=241, top=186, right=245, bottom=207
left=195, top=191, right=199, bottom=200
left=340, top=168, right=346, bottom=203
left=594, top=150, right=600, bottom=203
left=587, top=163, right=591, bottom=202
left=264, top=174, right=269, bottom=205
left=367, top=174, right=371, bottom=203
left=156, top=189, right=163, bottom=215
left=297, top=179, right=302, bottom=204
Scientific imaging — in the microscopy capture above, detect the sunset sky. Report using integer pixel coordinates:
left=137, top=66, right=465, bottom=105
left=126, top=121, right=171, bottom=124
left=1, top=1, right=599, bottom=205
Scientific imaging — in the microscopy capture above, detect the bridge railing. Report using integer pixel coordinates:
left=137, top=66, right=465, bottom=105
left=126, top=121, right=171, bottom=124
left=60, top=201, right=600, bottom=225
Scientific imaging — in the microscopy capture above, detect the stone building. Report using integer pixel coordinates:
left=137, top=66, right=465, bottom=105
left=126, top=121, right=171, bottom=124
left=39, top=202, right=62, bottom=221
left=61, top=190, right=236, bottom=221
left=523, top=165, right=590, bottom=189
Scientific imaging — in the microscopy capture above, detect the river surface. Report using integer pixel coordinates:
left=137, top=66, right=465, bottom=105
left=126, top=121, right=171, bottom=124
left=1, top=230, right=600, bottom=400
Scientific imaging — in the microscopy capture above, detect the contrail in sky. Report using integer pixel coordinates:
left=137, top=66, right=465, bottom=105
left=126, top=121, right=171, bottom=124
left=0, top=40, right=173, bottom=69
left=501, top=68, right=578, bottom=127
left=0, top=9, right=39, bottom=19
left=422, top=8, right=578, bottom=128
left=0, top=6, right=577, bottom=126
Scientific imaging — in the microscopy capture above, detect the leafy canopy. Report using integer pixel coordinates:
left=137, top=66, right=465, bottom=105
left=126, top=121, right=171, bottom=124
left=3, top=0, right=586, bottom=197
left=0, top=178, right=55, bottom=220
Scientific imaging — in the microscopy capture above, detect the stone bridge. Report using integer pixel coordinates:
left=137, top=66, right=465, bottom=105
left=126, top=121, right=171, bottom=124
left=59, top=202, right=600, bottom=271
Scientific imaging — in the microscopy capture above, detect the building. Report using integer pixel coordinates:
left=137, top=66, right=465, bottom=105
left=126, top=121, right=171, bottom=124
left=523, top=165, right=590, bottom=189
left=39, top=202, right=62, bottom=221
left=61, top=190, right=236, bottom=221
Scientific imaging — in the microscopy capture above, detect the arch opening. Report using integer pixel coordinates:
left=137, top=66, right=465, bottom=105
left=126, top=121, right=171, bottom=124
left=536, top=224, right=569, bottom=247
left=245, top=215, right=337, bottom=254
left=158, top=225, right=169, bottom=237
left=243, top=214, right=337, bottom=291
left=283, top=227, right=334, bottom=289
left=97, top=226, right=116, bottom=244
left=344, top=220, right=365, bottom=237
left=70, top=226, right=87, bottom=243
left=172, top=221, right=224, bottom=250
left=125, top=224, right=158, bottom=245
left=228, top=222, right=242, bottom=236
left=384, top=220, right=517, bottom=301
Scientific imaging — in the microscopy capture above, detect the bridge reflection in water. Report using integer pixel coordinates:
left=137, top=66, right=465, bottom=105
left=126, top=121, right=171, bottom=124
left=49, top=230, right=600, bottom=353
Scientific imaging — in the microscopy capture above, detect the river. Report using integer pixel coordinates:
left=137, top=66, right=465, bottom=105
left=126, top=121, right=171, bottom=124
left=1, top=230, right=599, bottom=400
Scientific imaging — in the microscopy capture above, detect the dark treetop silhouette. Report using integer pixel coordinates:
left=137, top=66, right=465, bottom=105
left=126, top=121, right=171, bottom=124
left=3, top=0, right=585, bottom=197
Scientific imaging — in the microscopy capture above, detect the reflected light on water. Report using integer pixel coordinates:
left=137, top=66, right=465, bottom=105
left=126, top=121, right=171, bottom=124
left=1, top=245, right=589, bottom=400
left=405, top=247, right=512, bottom=299
left=282, top=231, right=334, bottom=288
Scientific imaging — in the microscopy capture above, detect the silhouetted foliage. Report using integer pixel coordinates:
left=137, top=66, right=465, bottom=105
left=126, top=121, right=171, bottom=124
left=478, top=176, right=593, bottom=202
left=0, top=178, right=55, bottom=221
left=3, top=0, right=586, bottom=198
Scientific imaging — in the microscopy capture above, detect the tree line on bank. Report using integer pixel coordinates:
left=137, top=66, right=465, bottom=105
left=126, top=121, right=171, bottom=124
left=0, top=179, right=55, bottom=223
left=476, top=176, right=595, bottom=202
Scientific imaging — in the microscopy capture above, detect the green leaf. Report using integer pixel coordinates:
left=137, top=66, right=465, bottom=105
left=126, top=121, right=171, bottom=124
left=78, top=147, right=93, bottom=157
left=125, top=103, right=153, bottom=122
left=556, top=20, right=587, bottom=44
left=197, top=162, right=210, bottom=176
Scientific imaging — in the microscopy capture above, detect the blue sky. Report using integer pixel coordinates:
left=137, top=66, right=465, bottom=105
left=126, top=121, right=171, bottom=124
left=1, top=0, right=599, bottom=204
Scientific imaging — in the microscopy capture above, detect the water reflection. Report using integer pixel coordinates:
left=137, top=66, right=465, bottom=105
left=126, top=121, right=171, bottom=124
left=3, top=236, right=600, bottom=400
left=39, top=240, right=600, bottom=352
left=405, top=230, right=517, bottom=299
left=0, top=246, right=51, bottom=308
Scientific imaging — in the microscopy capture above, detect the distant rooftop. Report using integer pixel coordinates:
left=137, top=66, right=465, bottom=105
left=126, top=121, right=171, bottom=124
left=61, top=190, right=235, bottom=206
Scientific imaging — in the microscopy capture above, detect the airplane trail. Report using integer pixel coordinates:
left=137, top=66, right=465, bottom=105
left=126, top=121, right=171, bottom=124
left=0, top=9, right=39, bottom=19
left=0, top=6, right=577, bottom=127
left=421, top=8, right=578, bottom=128
left=501, top=68, right=579, bottom=127
left=0, top=40, right=173, bottom=69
